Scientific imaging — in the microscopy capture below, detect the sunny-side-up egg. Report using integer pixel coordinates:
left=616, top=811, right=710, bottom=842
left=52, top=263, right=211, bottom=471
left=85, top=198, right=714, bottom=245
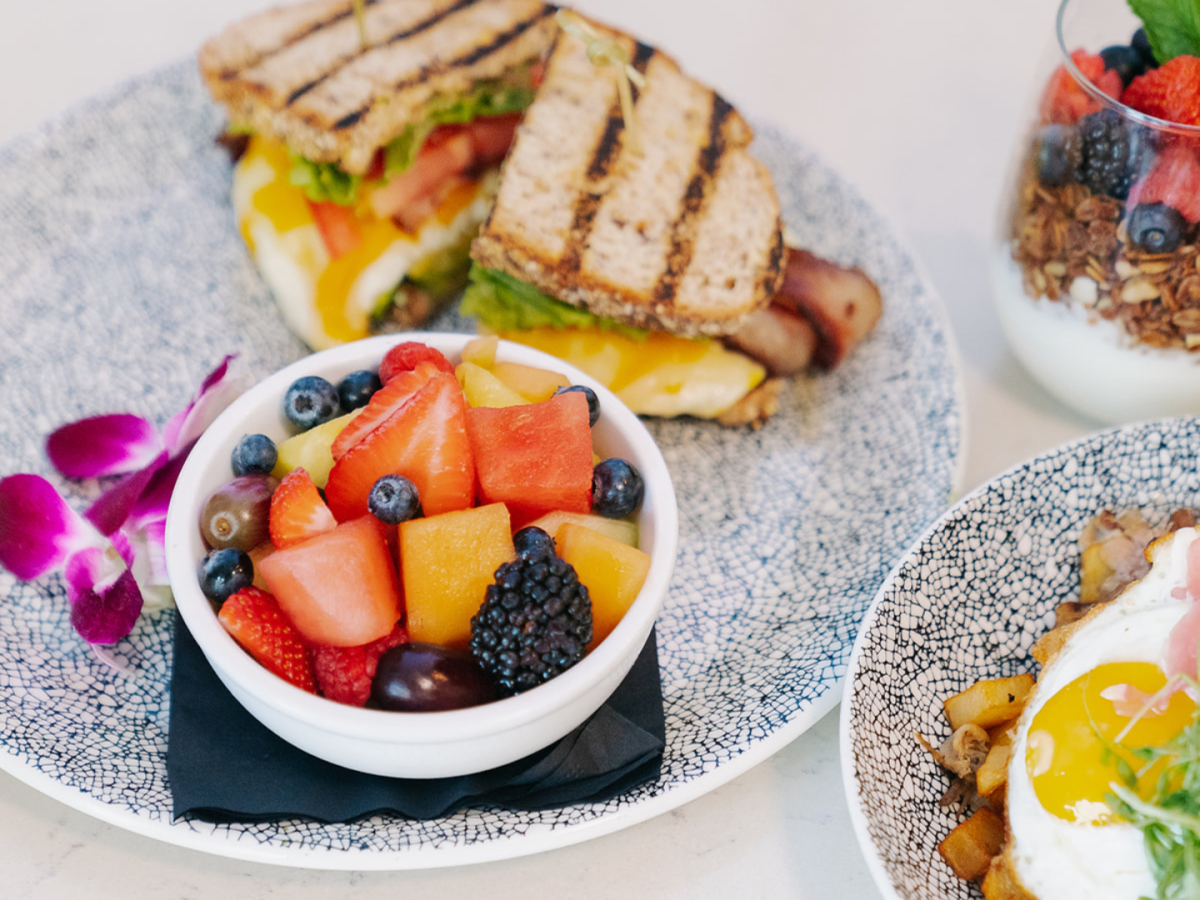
left=232, top=136, right=498, bottom=351
left=1005, top=525, right=1200, bottom=899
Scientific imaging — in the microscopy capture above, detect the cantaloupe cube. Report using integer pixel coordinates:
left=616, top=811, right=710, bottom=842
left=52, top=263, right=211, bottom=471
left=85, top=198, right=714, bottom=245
left=456, top=362, right=529, bottom=408
left=400, top=502, right=514, bottom=646
left=557, top=523, right=651, bottom=647
left=271, top=410, right=358, bottom=488
left=461, top=334, right=499, bottom=367
left=490, top=362, right=571, bottom=402
left=526, top=510, right=638, bottom=548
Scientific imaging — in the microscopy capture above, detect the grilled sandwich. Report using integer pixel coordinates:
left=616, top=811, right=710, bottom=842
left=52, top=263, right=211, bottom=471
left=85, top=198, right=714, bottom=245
left=199, top=0, right=558, bottom=350
left=461, top=14, right=790, bottom=423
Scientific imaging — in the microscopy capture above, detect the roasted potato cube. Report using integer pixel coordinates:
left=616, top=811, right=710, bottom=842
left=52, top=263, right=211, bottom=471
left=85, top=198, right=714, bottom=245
left=944, top=675, right=1035, bottom=731
left=981, top=853, right=1034, bottom=899
left=938, top=807, right=1005, bottom=881
left=976, top=743, right=1011, bottom=797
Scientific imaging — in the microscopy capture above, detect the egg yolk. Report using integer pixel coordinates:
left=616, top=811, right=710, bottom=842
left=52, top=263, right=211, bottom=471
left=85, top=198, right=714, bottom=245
left=1026, top=661, right=1194, bottom=823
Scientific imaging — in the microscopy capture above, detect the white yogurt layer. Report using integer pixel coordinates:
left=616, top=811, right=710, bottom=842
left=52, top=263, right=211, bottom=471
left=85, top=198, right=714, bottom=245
left=992, top=251, right=1200, bottom=424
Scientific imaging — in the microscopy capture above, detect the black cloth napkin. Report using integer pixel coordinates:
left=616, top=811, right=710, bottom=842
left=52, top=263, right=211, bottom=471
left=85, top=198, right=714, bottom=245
left=167, top=613, right=664, bottom=822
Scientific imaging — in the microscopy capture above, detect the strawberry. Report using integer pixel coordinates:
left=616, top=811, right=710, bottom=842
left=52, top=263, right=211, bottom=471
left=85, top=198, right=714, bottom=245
left=329, top=360, right=441, bottom=460
left=324, top=373, right=476, bottom=521
left=269, top=467, right=337, bottom=549
left=1122, top=55, right=1200, bottom=127
left=1040, top=49, right=1122, bottom=124
left=379, top=341, right=455, bottom=383
left=309, top=622, right=409, bottom=706
left=217, top=586, right=317, bottom=693
left=1131, top=144, right=1200, bottom=222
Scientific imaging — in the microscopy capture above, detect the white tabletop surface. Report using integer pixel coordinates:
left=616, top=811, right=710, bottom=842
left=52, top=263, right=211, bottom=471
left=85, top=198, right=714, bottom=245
left=0, top=0, right=1102, bottom=897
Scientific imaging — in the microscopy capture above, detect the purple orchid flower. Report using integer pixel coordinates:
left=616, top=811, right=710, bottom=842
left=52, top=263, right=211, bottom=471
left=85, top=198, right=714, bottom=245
left=0, top=357, right=242, bottom=650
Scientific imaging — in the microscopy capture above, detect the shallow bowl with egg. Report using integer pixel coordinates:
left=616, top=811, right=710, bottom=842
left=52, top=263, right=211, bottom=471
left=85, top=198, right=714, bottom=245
left=840, top=416, right=1200, bottom=900
left=164, top=333, right=678, bottom=779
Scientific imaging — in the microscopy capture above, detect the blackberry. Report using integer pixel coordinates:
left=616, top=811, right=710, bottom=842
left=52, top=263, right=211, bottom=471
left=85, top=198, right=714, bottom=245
left=1034, top=124, right=1082, bottom=187
left=469, top=553, right=592, bottom=696
left=1076, top=111, right=1149, bottom=200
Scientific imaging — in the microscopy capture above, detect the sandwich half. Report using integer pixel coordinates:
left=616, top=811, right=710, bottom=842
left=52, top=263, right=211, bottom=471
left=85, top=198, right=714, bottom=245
left=199, top=0, right=558, bottom=350
left=462, top=15, right=787, bottom=422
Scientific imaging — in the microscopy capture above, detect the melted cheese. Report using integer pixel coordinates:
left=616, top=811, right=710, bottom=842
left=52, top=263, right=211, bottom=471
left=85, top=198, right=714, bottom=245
left=496, top=327, right=766, bottom=419
left=233, top=136, right=495, bottom=350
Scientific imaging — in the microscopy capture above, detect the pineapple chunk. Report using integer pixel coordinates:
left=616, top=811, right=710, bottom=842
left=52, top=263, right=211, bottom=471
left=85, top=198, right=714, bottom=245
left=491, top=362, right=571, bottom=402
left=271, top=410, right=358, bottom=488
left=461, top=334, right=499, bottom=367
left=456, top=362, right=529, bottom=408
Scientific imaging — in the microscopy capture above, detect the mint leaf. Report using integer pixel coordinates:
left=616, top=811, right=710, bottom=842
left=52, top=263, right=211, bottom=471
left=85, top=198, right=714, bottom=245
left=1129, top=0, right=1200, bottom=63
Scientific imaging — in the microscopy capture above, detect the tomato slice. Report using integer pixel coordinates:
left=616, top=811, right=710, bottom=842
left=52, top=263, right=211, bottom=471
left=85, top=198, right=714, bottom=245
left=468, top=113, right=522, bottom=164
left=307, top=200, right=363, bottom=259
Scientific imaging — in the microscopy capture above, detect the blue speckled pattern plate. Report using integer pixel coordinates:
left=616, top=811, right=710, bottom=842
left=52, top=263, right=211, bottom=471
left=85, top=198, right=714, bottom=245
left=0, top=62, right=961, bottom=868
left=841, top=418, right=1200, bottom=900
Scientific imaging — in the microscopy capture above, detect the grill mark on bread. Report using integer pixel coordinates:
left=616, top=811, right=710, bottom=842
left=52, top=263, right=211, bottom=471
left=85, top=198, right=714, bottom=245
left=652, top=94, right=732, bottom=306
left=331, top=5, right=554, bottom=131
left=218, top=0, right=380, bottom=81
left=558, top=42, right=658, bottom=274
left=284, top=0, right=482, bottom=105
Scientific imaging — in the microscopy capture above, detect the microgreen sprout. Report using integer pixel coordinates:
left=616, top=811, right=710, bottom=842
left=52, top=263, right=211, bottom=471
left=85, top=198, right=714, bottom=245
left=354, top=0, right=368, bottom=50
left=554, top=9, right=646, bottom=155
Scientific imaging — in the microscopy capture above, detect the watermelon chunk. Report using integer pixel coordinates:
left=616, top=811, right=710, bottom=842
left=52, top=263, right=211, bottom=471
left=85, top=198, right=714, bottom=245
left=465, top=391, right=593, bottom=523
left=257, top=516, right=402, bottom=647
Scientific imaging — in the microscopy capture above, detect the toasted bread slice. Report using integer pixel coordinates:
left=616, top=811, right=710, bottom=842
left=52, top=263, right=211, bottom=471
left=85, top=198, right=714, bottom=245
left=199, top=0, right=557, bottom=174
left=471, top=16, right=784, bottom=337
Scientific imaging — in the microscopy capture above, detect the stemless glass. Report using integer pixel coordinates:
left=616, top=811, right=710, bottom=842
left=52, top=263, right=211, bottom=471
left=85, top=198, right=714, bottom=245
left=992, top=0, right=1200, bottom=424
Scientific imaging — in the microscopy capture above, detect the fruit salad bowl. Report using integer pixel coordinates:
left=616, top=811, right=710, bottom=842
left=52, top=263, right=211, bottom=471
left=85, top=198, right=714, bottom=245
left=164, top=333, right=678, bottom=778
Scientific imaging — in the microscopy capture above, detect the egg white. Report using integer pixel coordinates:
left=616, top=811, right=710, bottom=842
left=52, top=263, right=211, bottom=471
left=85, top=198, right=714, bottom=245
left=1005, top=527, right=1198, bottom=900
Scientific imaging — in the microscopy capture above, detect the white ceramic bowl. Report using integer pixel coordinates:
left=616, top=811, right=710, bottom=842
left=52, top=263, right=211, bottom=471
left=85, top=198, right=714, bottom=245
left=165, top=333, right=678, bottom=778
left=840, top=416, right=1200, bottom=900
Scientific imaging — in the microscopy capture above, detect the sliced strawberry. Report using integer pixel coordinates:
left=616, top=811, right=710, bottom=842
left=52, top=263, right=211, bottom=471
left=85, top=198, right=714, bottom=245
left=324, top=373, right=476, bottom=521
left=330, top=360, right=441, bottom=460
left=1040, top=49, right=1122, bottom=124
left=379, top=341, right=455, bottom=383
left=307, top=199, right=363, bottom=259
left=269, top=467, right=337, bottom=549
left=218, top=586, right=317, bottom=693
left=309, top=622, right=409, bottom=706
left=1122, top=55, right=1200, bottom=127
left=1131, top=144, right=1200, bottom=222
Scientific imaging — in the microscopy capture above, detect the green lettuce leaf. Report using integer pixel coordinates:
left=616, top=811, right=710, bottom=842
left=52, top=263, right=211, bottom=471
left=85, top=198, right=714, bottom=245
left=1128, top=0, right=1200, bottom=63
left=289, top=78, right=536, bottom=206
left=460, top=265, right=648, bottom=339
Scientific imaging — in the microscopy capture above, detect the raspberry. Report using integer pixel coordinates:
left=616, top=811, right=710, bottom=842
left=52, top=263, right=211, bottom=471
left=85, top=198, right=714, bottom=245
left=378, top=341, right=455, bottom=383
left=1041, top=49, right=1123, bottom=125
left=1131, top=144, right=1200, bottom=223
left=1122, top=55, right=1200, bottom=127
left=309, top=623, right=409, bottom=706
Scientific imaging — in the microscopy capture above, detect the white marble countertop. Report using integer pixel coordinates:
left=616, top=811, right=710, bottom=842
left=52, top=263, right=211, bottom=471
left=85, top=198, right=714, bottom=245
left=0, top=0, right=1102, bottom=896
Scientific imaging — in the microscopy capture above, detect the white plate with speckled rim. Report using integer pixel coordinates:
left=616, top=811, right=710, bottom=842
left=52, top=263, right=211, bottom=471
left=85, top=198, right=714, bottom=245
left=840, top=418, right=1200, bottom=900
left=0, top=62, right=963, bottom=869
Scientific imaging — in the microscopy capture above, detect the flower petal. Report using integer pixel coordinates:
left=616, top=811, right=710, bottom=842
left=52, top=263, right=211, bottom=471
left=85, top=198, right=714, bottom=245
left=162, top=355, right=242, bottom=456
left=0, top=475, right=99, bottom=579
left=46, top=414, right=164, bottom=479
left=68, top=567, right=144, bottom=645
left=85, top=451, right=168, bottom=536
left=130, top=445, right=193, bottom=527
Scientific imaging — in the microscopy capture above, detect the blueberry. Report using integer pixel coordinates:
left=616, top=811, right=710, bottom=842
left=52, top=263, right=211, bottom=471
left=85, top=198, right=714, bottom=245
left=368, top=474, right=421, bottom=524
left=513, top=526, right=555, bottom=562
left=1127, top=202, right=1188, bottom=254
left=283, top=376, right=340, bottom=430
left=1035, top=124, right=1082, bottom=187
left=555, top=384, right=600, bottom=426
left=1132, top=27, right=1158, bottom=69
left=592, top=458, right=644, bottom=519
left=198, top=547, right=253, bottom=605
left=337, top=369, right=382, bottom=411
left=1099, top=44, right=1147, bottom=87
left=230, top=433, right=277, bottom=476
